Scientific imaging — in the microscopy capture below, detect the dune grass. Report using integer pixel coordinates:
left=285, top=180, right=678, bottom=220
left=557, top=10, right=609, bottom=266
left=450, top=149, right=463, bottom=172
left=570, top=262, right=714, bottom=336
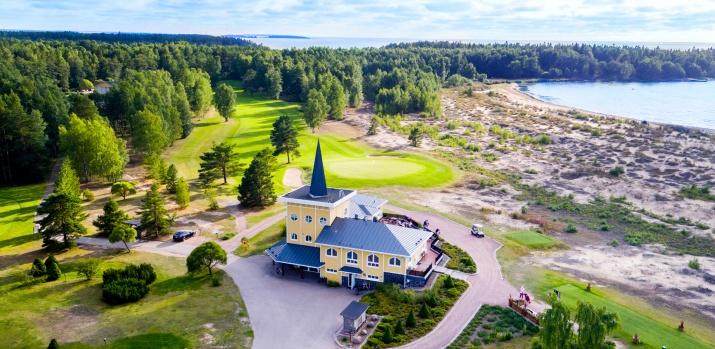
left=0, top=249, right=252, bottom=349
left=504, top=231, right=560, bottom=249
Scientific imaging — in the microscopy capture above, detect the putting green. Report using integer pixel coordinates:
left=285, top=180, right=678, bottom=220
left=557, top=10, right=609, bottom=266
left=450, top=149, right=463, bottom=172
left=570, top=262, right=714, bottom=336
left=506, top=231, right=558, bottom=248
left=327, top=158, right=426, bottom=179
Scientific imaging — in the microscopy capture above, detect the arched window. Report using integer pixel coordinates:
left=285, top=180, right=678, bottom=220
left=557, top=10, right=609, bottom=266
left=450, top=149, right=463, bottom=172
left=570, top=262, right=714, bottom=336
left=290, top=213, right=298, bottom=222
left=326, top=248, right=337, bottom=257
left=388, top=257, right=401, bottom=267
left=319, top=217, right=328, bottom=226
left=367, top=254, right=379, bottom=268
left=290, top=233, right=298, bottom=240
left=346, top=251, right=358, bottom=264
left=305, top=215, right=313, bottom=223
left=305, top=235, right=312, bottom=242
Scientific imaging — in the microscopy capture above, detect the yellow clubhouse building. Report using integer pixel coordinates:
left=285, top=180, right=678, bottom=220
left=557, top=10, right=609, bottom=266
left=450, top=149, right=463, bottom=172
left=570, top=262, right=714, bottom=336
left=267, top=142, right=436, bottom=289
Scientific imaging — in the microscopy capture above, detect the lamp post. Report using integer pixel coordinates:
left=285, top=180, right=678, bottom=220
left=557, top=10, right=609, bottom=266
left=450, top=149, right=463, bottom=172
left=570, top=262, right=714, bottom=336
left=215, top=231, right=219, bottom=240
left=103, top=338, right=107, bottom=347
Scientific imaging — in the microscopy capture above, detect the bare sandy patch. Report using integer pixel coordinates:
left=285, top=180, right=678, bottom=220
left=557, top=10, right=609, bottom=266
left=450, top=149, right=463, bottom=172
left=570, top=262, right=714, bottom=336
left=283, top=167, right=304, bottom=187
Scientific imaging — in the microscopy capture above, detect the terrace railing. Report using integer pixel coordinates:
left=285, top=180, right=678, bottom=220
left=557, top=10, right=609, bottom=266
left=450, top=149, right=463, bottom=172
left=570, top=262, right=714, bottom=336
left=407, top=263, right=433, bottom=278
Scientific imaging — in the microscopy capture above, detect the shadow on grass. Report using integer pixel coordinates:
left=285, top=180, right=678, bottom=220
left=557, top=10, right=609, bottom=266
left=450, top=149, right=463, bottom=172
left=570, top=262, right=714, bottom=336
left=151, top=274, right=208, bottom=296
left=108, top=333, right=189, bottom=349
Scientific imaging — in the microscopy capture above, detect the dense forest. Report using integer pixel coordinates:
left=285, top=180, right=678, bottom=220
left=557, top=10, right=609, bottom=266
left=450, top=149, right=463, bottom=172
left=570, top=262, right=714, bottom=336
left=1, top=32, right=714, bottom=185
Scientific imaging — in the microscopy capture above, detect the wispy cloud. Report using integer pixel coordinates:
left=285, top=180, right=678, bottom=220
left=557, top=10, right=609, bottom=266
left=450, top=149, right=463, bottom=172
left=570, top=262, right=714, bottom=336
left=1, top=0, right=714, bottom=42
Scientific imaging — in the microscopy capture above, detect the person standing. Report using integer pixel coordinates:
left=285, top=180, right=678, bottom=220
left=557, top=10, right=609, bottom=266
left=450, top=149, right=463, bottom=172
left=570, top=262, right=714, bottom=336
left=520, top=286, right=525, bottom=299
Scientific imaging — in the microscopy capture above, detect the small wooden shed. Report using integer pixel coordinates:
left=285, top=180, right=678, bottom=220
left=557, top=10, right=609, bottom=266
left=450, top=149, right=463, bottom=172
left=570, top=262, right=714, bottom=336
left=340, top=301, right=370, bottom=333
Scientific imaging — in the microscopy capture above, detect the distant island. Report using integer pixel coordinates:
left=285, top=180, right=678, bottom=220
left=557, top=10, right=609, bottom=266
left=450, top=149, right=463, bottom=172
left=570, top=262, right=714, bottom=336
left=233, top=34, right=309, bottom=39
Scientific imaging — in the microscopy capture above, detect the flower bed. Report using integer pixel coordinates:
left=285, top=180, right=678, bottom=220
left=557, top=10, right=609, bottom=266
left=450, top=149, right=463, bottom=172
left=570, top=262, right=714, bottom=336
left=446, top=304, right=540, bottom=349
left=440, top=240, right=477, bottom=273
left=360, top=275, right=468, bottom=349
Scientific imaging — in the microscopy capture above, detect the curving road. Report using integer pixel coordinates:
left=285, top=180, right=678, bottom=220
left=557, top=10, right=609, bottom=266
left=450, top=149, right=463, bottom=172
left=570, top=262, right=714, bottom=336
left=385, top=205, right=544, bottom=349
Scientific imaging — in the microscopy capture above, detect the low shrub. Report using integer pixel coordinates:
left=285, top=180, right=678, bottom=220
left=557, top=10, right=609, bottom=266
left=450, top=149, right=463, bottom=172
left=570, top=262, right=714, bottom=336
left=327, top=280, right=340, bottom=287
left=102, top=278, right=150, bottom=304
left=74, top=257, right=102, bottom=280
left=211, top=274, right=222, bottom=286
left=221, top=232, right=237, bottom=240
left=689, top=258, right=701, bottom=270
left=565, top=223, right=578, bottom=233
left=81, top=188, right=95, bottom=201
left=611, top=239, right=620, bottom=247
left=609, top=166, right=625, bottom=176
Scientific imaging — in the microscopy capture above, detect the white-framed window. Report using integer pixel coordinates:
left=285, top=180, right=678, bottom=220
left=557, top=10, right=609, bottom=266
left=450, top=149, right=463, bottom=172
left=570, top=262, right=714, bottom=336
left=305, top=215, right=313, bottom=223
left=326, top=268, right=337, bottom=274
left=290, top=213, right=298, bottom=222
left=326, top=248, right=337, bottom=257
left=346, top=251, right=358, bottom=264
left=366, top=275, right=379, bottom=280
left=290, top=233, right=298, bottom=240
left=388, top=257, right=401, bottom=267
left=305, top=235, right=312, bottom=242
left=344, top=208, right=348, bottom=216
left=367, top=254, right=379, bottom=268
left=319, top=217, right=328, bottom=226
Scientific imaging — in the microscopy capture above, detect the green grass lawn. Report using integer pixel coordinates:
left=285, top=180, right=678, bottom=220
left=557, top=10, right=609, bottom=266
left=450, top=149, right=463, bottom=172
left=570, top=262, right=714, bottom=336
left=504, top=231, right=561, bottom=249
left=0, top=184, right=46, bottom=258
left=166, top=81, right=456, bottom=198
left=235, top=221, right=285, bottom=257
left=556, top=284, right=708, bottom=349
left=0, top=249, right=252, bottom=349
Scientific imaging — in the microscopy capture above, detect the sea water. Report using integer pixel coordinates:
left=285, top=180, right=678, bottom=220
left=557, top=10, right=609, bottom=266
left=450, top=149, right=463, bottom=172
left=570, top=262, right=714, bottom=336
left=521, top=81, right=715, bottom=129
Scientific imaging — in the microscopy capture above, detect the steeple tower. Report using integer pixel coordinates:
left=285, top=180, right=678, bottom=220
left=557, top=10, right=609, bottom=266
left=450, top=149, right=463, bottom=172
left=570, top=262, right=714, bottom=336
left=309, top=140, right=328, bottom=198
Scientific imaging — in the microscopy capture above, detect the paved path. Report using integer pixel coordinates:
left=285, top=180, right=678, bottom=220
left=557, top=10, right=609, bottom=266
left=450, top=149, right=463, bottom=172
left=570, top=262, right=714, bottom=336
left=385, top=204, right=545, bottom=349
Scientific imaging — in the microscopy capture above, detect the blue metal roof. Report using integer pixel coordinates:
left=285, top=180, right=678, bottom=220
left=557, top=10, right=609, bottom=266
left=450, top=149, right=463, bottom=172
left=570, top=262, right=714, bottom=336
left=349, top=194, right=387, bottom=219
left=266, top=239, right=324, bottom=268
left=339, top=266, right=363, bottom=274
left=316, top=218, right=432, bottom=256
left=309, top=140, right=328, bottom=198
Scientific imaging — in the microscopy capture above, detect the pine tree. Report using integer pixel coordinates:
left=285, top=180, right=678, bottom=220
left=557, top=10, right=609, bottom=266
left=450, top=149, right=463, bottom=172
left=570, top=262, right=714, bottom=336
left=175, top=177, right=190, bottom=208
left=270, top=115, right=301, bottom=163
left=237, top=148, right=277, bottom=208
left=408, top=125, right=424, bottom=147
left=54, top=159, right=80, bottom=197
left=367, top=117, right=378, bottom=135
left=165, top=164, right=178, bottom=193
left=406, top=309, right=417, bottom=328
left=47, top=338, right=61, bottom=349
left=46, top=261, right=62, bottom=281
left=109, top=225, right=137, bottom=252
left=419, top=303, right=430, bottom=318
left=31, top=258, right=47, bottom=277
left=394, top=319, right=406, bottom=335
left=138, top=183, right=173, bottom=237
left=381, top=325, right=393, bottom=344
left=326, top=77, right=346, bottom=120
left=445, top=275, right=455, bottom=288
left=93, top=198, right=129, bottom=236
left=45, top=255, right=59, bottom=271
left=36, top=192, right=88, bottom=248
left=198, top=142, right=243, bottom=185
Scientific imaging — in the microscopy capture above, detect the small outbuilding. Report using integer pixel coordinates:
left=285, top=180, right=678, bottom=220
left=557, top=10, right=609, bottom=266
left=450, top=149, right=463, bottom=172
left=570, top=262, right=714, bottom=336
left=340, top=301, right=370, bottom=333
left=123, top=218, right=143, bottom=239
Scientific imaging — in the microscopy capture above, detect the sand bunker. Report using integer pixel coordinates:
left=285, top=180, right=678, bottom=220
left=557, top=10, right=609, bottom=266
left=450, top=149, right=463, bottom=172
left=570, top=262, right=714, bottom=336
left=283, top=168, right=304, bottom=187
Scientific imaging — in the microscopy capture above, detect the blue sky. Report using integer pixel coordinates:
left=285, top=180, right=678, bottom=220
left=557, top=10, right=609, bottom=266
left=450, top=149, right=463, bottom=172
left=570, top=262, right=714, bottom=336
left=2, top=0, right=715, bottom=42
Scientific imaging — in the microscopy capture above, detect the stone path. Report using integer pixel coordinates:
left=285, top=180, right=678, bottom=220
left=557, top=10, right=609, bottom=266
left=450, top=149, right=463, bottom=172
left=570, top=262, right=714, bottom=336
left=432, top=265, right=470, bottom=281
left=385, top=204, right=546, bottom=349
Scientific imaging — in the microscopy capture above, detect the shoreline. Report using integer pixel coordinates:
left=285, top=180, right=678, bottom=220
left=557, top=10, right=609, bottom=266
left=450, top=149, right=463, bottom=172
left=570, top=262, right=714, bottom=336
left=500, top=83, right=715, bottom=135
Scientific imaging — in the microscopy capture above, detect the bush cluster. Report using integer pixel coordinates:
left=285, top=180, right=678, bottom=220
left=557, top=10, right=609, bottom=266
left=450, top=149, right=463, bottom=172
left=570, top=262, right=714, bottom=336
left=102, top=263, right=156, bottom=304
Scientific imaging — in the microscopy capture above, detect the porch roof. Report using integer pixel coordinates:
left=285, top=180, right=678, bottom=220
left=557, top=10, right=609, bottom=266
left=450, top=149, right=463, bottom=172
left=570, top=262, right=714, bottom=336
left=339, top=266, right=363, bottom=274
left=266, top=239, right=324, bottom=268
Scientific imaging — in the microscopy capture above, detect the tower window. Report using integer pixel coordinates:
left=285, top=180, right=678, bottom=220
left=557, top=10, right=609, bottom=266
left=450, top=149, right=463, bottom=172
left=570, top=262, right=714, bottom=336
left=305, top=215, right=313, bottom=223
left=290, top=213, right=298, bottom=222
left=319, top=217, right=328, bottom=226
left=305, top=235, right=312, bottom=242
left=290, top=233, right=298, bottom=240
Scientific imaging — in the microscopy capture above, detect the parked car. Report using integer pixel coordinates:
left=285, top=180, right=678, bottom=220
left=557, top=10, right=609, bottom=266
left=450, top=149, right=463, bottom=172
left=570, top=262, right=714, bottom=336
left=173, top=230, right=196, bottom=242
left=471, top=224, right=485, bottom=238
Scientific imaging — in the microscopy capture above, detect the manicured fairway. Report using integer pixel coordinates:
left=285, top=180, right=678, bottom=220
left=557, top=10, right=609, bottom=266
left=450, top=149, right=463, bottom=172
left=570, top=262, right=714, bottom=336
left=505, top=231, right=559, bottom=249
left=0, top=184, right=46, bottom=255
left=556, top=284, right=709, bottom=349
left=166, top=81, right=456, bottom=194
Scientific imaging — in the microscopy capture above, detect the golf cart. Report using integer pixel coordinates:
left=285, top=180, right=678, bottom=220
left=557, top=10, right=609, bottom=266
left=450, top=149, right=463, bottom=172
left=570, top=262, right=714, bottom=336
left=471, top=224, right=485, bottom=237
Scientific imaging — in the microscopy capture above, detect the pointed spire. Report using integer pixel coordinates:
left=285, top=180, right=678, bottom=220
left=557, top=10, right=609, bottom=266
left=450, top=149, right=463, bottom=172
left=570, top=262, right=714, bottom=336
left=309, top=140, right=328, bottom=197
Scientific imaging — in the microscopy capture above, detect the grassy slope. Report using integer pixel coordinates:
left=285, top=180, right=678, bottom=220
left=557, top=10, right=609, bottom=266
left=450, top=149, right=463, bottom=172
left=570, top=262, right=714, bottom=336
left=166, top=81, right=456, bottom=199
left=0, top=184, right=46, bottom=258
left=556, top=284, right=708, bottom=349
left=235, top=220, right=285, bottom=257
left=0, top=248, right=251, bottom=349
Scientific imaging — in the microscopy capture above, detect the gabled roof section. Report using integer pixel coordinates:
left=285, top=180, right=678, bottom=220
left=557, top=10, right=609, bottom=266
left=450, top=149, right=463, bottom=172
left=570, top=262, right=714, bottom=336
left=340, top=301, right=370, bottom=320
left=315, top=218, right=433, bottom=256
left=266, top=239, right=324, bottom=268
left=349, top=194, right=388, bottom=219
left=309, top=140, right=328, bottom=198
